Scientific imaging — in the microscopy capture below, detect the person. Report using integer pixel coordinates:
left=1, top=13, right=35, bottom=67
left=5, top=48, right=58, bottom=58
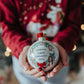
left=0, top=0, right=81, bottom=84
left=48, top=56, right=53, bottom=66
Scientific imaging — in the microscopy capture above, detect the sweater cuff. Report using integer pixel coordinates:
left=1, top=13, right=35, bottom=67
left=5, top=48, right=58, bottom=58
left=11, top=39, right=32, bottom=59
left=52, top=37, right=74, bottom=54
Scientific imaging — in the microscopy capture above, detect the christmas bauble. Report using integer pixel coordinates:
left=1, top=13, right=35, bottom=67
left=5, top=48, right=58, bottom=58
left=27, top=32, right=59, bottom=71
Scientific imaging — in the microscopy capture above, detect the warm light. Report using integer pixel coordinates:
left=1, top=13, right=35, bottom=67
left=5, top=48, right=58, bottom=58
left=5, top=51, right=10, bottom=57
left=6, top=47, right=11, bottom=52
left=82, top=2, right=84, bottom=5
left=72, top=45, right=77, bottom=51
left=81, top=24, right=84, bottom=30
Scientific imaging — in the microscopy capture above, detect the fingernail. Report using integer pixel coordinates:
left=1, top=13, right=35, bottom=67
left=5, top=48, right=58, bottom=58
left=53, top=68, right=58, bottom=72
left=53, top=69, right=56, bottom=72
left=48, top=75, right=50, bottom=78
left=50, top=73, right=53, bottom=77
left=51, top=72, right=54, bottom=77
left=24, top=66, right=27, bottom=71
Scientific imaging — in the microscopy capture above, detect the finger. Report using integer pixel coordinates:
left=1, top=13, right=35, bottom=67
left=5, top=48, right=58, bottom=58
left=19, top=52, right=29, bottom=70
left=23, top=68, right=41, bottom=75
left=53, top=62, right=63, bottom=72
left=47, top=62, right=63, bottom=78
left=53, top=43, right=68, bottom=66
left=19, top=46, right=30, bottom=70
left=33, top=71, right=46, bottom=78
left=23, top=46, right=30, bottom=53
left=59, top=49, right=68, bottom=66
left=40, top=76, right=47, bottom=81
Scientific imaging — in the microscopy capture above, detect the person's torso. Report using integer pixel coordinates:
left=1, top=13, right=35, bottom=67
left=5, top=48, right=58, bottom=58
left=15, top=0, right=68, bottom=42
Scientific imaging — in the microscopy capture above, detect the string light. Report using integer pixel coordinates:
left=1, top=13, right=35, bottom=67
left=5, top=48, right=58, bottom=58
left=6, top=47, right=11, bottom=52
left=81, top=24, right=84, bottom=30
left=5, top=51, right=10, bottom=57
left=82, top=2, right=84, bottom=5
left=5, top=47, right=11, bottom=57
left=72, top=45, right=77, bottom=51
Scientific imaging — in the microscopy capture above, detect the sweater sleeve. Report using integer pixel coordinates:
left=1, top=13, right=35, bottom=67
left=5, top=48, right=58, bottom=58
left=52, top=0, right=81, bottom=53
left=0, top=0, right=32, bottom=59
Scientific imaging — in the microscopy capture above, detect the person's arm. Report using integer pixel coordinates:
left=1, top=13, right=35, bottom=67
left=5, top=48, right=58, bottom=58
left=47, top=0, right=81, bottom=78
left=52, top=0, right=81, bottom=53
left=0, top=1, right=47, bottom=81
left=0, top=0, right=32, bottom=59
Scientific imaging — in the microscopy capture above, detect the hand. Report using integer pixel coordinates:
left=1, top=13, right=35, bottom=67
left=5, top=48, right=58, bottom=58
left=47, top=42, right=68, bottom=78
left=19, top=46, right=47, bottom=81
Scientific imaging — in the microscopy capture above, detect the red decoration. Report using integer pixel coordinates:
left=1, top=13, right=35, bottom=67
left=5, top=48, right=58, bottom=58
left=37, top=62, right=46, bottom=69
left=37, top=32, right=48, bottom=40
left=37, top=32, right=43, bottom=40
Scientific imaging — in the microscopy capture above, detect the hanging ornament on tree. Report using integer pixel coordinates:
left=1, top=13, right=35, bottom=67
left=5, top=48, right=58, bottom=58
left=27, top=32, right=59, bottom=71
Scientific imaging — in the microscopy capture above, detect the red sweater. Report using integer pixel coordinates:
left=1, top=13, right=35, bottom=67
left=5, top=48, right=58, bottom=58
left=0, top=0, right=81, bottom=59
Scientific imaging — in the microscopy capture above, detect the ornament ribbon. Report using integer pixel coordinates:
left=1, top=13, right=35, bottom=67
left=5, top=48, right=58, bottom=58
left=37, top=62, right=46, bottom=69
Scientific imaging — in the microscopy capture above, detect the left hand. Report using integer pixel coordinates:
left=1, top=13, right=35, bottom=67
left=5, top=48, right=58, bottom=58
left=47, top=42, right=68, bottom=78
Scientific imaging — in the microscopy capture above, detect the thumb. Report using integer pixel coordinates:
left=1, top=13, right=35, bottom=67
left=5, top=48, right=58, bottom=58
left=59, top=48, right=68, bottom=66
left=61, top=51, right=68, bottom=66
left=19, top=46, right=31, bottom=71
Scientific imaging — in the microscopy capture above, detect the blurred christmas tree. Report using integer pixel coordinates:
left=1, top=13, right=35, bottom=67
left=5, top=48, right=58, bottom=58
left=68, top=1, right=84, bottom=73
left=0, top=26, right=12, bottom=70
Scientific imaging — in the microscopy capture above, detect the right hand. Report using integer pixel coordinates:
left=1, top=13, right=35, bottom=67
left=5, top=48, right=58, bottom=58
left=19, top=46, right=47, bottom=81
